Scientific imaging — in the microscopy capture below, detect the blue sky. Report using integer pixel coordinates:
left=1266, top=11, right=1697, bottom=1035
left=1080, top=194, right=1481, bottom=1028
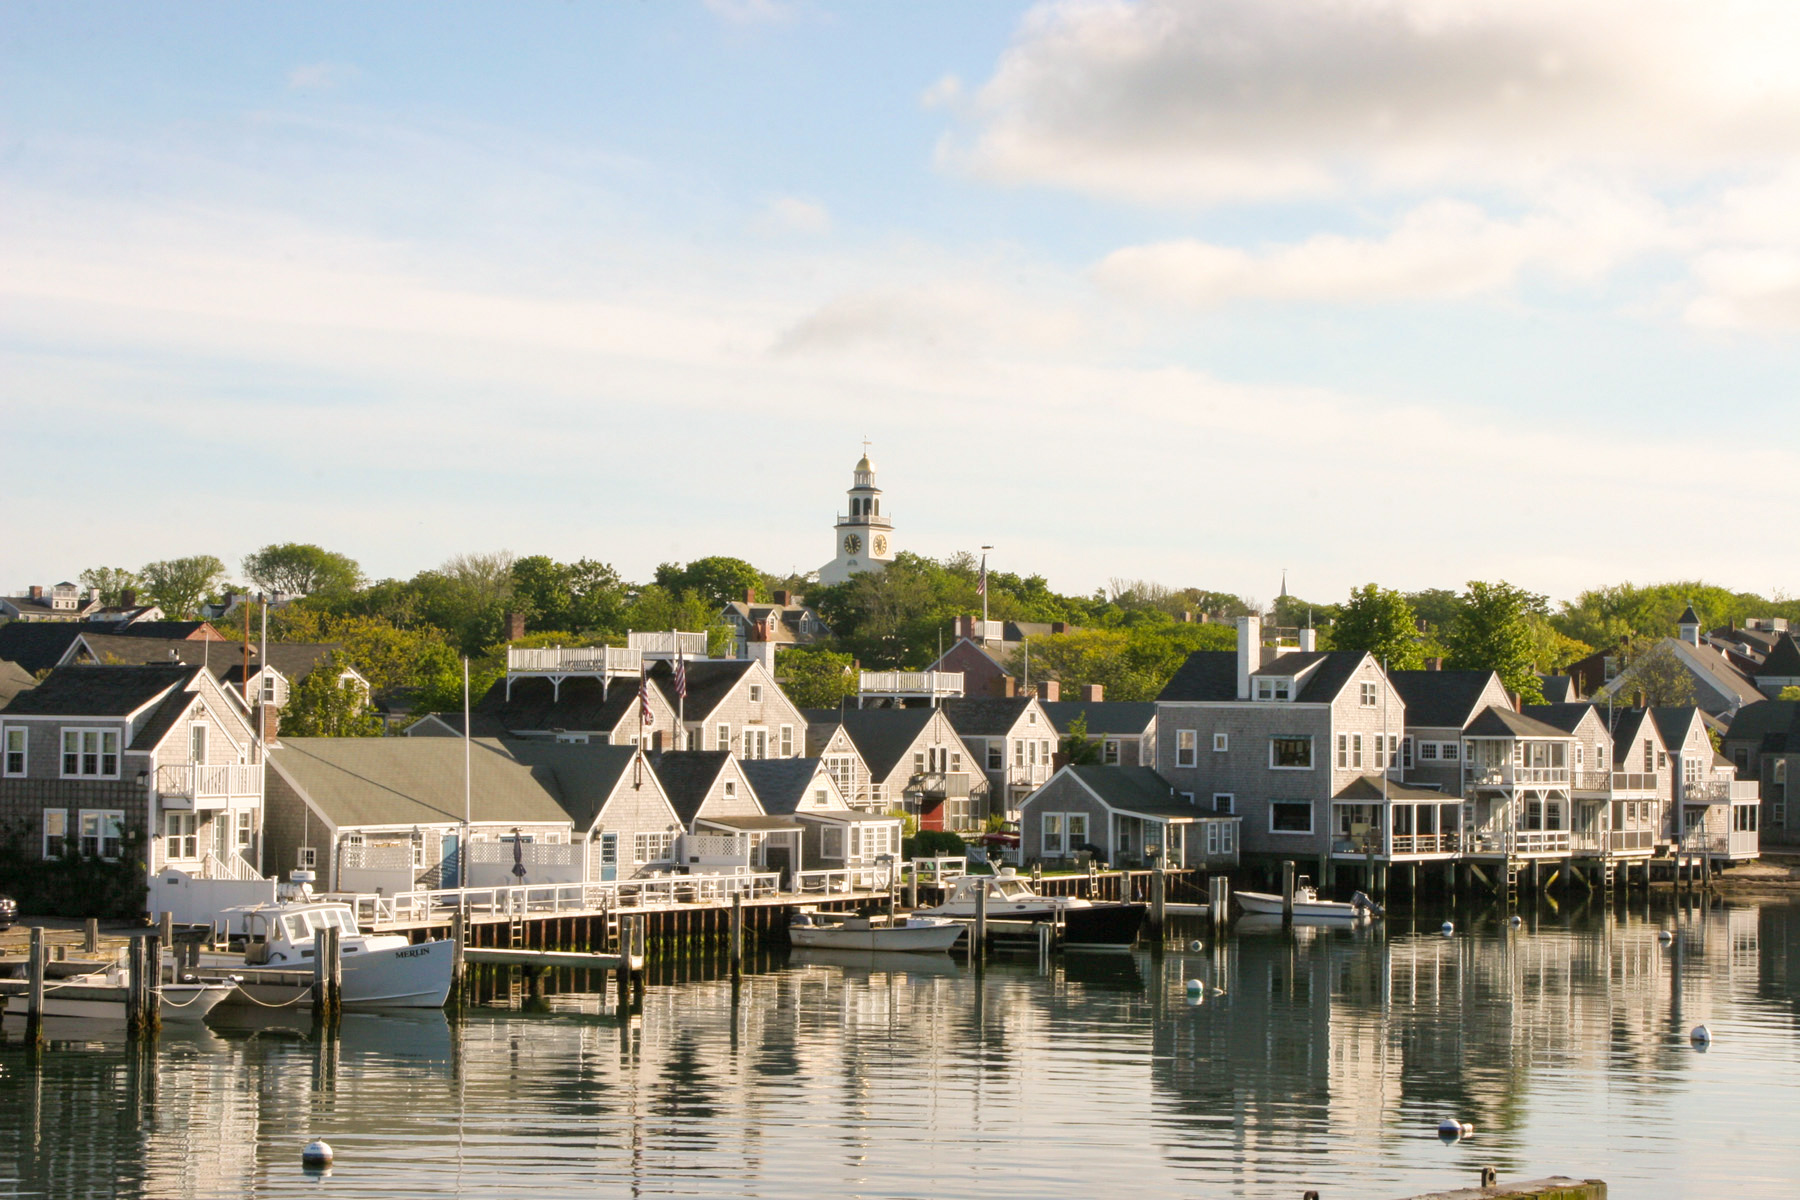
left=4, top=0, right=1799, bottom=608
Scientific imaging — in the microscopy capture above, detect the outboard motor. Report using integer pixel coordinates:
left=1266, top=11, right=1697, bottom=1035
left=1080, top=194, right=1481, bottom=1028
left=1350, top=890, right=1386, bottom=917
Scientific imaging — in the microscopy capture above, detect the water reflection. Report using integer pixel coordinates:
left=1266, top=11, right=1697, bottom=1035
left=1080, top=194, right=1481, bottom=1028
left=0, top=898, right=1794, bottom=1199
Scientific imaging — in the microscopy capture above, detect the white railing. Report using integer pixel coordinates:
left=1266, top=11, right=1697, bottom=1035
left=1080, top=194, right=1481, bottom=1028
left=905, top=855, right=967, bottom=883
left=328, top=872, right=786, bottom=927
left=859, top=669, right=965, bottom=697
left=1572, top=771, right=1659, bottom=794
left=794, top=864, right=892, bottom=894
left=1465, top=765, right=1571, bottom=787
left=1691, top=780, right=1762, bottom=805
left=683, top=833, right=748, bottom=858
left=909, top=772, right=972, bottom=799
left=628, top=631, right=709, bottom=659
left=1512, top=830, right=1572, bottom=854
left=506, top=645, right=642, bottom=674
left=158, top=763, right=261, bottom=802
left=468, top=841, right=577, bottom=868
left=201, top=850, right=263, bottom=882
left=1731, top=828, right=1760, bottom=858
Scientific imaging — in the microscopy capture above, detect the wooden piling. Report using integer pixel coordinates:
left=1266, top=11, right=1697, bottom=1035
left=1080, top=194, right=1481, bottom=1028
left=729, top=893, right=744, bottom=976
left=326, top=926, right=343, bottom=1015
left=313, top=928, right=330, bottom=1020
left=25, top=927, right=45, bottom=1044
left=1150, top=862, right=1167, bottom=934
left=974, top=882, right=988, bottom=965
left=632, top=916, right=646, bottom=1004
left=144, top=933, right=162, bottom=1034
left=84, top=918, right=99, bottom=956
left=451, top=911, right=467, bottom=998
left=1281, top=860, right=1296, bottom=919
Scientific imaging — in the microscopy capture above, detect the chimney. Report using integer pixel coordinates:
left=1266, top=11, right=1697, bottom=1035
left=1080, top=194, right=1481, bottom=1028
left=1037, top=679, right=1060, bottom=702
left=1001, top=676, right=1017, bottom=699
left=1236, top=615, right=1261, bottom=700
left=1082, top=683, right=1105, bottom=703
left=957, top=614, right=975, bottom=639
left=1051, top=622, right=1069, bottom=635
left=744, top=587, right=756, bottom=605
left=121, top=588, right=136, bottom=608
left=1509, top=691, right=1522, bottom=713
left=260, top=706, right=281, bottom=745
left=503, top=611, right=526, bottom=642
left=1298, top=628, right=1317, bottom=652
left=28, top=585, right=42, bottom=601
left=773, top=589, right=791, bottom=607
left=1427, top=657, right=1443, bottom=671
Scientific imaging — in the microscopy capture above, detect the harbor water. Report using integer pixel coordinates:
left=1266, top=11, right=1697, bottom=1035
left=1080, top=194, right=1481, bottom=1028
left=2, top=895, right=1797, bottom=1198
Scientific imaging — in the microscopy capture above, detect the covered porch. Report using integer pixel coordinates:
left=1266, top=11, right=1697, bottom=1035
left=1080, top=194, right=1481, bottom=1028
left=1330, top=777, right=1464, bottom=860
left=687, top=814, right=805, bottom=882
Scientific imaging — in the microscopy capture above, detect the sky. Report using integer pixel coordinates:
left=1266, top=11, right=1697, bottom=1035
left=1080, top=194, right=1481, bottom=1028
left=4, top=0, right=1799, bottom=609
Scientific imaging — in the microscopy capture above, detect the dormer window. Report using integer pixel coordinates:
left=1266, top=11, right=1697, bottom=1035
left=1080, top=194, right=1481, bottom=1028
left=1255, top=677, right=1293, bottom=701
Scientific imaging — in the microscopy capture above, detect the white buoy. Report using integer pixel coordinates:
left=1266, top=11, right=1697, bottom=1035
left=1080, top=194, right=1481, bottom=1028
left=1460, top=1122, right=1475, bottom=1137
left=1441, top=921, right=1455, bottom=936
left=1659, top=930, right=1674, bottom=944
left=1691, top=1024, right=1711, bottom=1047
left=1437, top=1118, right=1464, bottom=1141
left=302, top=1141, right=333, bottom=1167
left=1509, top=915, right=1523, bottom=928
left=1188, top=940, right=1204, bottom=952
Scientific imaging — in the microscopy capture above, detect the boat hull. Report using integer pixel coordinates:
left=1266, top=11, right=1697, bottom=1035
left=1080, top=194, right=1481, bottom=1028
left=0, top=978, right=236, bottom=1023
left=1062, top=903, right=1148, bottom=951
left=1234, top=890, right=1367, bottom=921
left=203, top=938, right=455, bottom=1009
left=788, top=920, right=965, bottom=953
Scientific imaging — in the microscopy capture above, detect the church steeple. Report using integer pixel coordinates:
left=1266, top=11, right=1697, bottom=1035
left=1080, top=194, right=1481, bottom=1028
left=819, top=444, right=896, bottom=586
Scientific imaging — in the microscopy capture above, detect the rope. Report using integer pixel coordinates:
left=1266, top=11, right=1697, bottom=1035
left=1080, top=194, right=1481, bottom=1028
left=228, top=983, right=317, bottom=1009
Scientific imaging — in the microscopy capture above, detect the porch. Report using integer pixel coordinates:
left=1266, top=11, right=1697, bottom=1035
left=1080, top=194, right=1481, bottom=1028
left=1329, top=778, right=1464, bottom=861
left=156, top=762, right=261, bottom=811
left=857, top=669, right=964, bottom=705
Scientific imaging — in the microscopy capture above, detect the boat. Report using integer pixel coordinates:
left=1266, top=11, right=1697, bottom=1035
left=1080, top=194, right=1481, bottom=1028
left=195, top=892, right=454, bottom=1010
left=915, top=869, right=1148, bottom=951
left=1234, top=880, right=1381, bottom=922
left=787, top=911, right=965, bottom=952
left=0, top=958, right=237, bottom=1024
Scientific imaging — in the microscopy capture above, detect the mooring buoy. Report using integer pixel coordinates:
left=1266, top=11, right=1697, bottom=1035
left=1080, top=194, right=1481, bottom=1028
left=302, top=1140, right=333, bottom=1167
left=1441, top=921, right=1455, bottom=936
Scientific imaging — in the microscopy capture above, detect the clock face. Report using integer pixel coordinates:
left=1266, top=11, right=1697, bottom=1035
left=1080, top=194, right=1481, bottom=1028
left=873, top=534, right=888, bottom=556
left=843, top=533, right=862, bottom=555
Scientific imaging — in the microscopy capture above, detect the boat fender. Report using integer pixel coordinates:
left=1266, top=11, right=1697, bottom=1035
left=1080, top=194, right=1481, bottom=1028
left=1440, top=921, right=1455, bottom=936
left=302, top=1140, right=333, bottom=1166
left=1691, top=1024, right=1711, bottom=1048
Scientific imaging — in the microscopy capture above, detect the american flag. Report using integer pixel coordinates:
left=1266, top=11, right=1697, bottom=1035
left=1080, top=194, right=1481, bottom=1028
left=976, top=553, right=987, bottom=596
left=638, top=668, right=654, bottom=726
left=674, top=651, right=688, bottom=701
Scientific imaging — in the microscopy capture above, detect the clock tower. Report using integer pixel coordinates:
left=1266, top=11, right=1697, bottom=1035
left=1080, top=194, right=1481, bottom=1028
left=818, top=448, right=895, bottom=586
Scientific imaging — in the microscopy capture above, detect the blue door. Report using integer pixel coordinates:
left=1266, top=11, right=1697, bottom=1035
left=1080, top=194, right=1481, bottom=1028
left=599, top=833, right=618, bottom=882
left=440, top=833, right=460, bottom=889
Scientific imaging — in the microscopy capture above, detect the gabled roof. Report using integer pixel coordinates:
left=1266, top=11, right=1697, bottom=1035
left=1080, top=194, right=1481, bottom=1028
left=941, top=697, right=1040, bottom=737
left=1156, top=651, right=1238, bottom=702
left=1037, top=701, right=1157, bottom=737
left=647, top=658, right=759, bottom=721
left=1521, top=703, right=1602, bottom=735
left=271, top=737, right=572, bottom=828
left=1661, top=639, right=1764, bottom=707
left=0, top=622, right=89, bottom=673
left=1757, top=634, right=1800, bottom=679
left=1389, top=670, right=1501, bottom=729
left=1606, top=707, right=1660, bottom=754
left=1678, top=604, right=1701, bottom=627
left=1723, top=701, right=1800, bottom=754
left=1, top=664, right=195, bottom=719
left=474, top=676, right=644, bottom=735
left=648, top=751, right=737, bottom=824
left=1333, top=776, right=1453, bottom=802
left=834, top=707, right=941, bottom=777
left=1651, top=706, right=1706, bottom=750
left=405, top=711, right=511, bottom=738
left=71, top=634, right=343, bottom=684
left=500, top=742, right=649, bottom=830
left=93, top=621, right=224, bottom=641
left=1061, top=765, right=1201, bottom=820
left=1538, top=675, right=1579, bottom=704
left=0, top=660, right=36, bottom=709
left=740, top=757, right=831, bottom=815
left=1464, top=706, right=1573, bottom=739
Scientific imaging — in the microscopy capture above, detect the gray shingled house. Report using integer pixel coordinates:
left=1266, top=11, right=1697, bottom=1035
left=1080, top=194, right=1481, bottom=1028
left=1018, top=765, right=1239, bottom=870
left=739, top=757, right=902, bottom=879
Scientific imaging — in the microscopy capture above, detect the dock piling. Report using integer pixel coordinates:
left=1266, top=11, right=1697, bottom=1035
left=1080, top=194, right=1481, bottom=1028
left=1150, top=861, right=1167, bottom=935
left=83, top=918, right=99, bottom=956
left=326, top=927, right=343, bottom=1015
left=451, top=911, right=467, bottom=998
left=974, top=883, right=988, bottom=965
left=26, top=927, right=45, bottom=1044
left=1281, top=860, right=1296, bottom=920
left=729, top=893, right=744, bottom=976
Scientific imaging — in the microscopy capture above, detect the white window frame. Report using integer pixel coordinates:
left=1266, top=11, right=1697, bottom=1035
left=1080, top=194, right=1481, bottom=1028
left=165, top=811, right=199, bottom=860
left=723, top=780, right=737, bottom=799
left=1212, top=732, right=1228, bottom=753
left=42, top=808, right=67, bottom=859
left=1176, top=730, right=1197, bottom=767
left=633, top=831, right=675, bottom=864
left=716, top=723, right=731, bottom=752
left=780, top=724, right=793, bottom=756
left=3, top=727, right=26, bottom=777
left=297, top=845, right=318, bottom=870
left=78, top=809, right=125, bottom=859
left=748, top=684, right=762, bottom=704
left=1360, top=682, right=1378, bottom=706
left=744, top=727, right=769, bottom=760
left=820, top=825, right=845, bottom=860
left=1256, top=677, right=1293, bottom=701
left=1419, top=742, right=1439, bottom=760
left=1212, top=793, right=1234, bottom=815
left=1270, top=737, right=1314, bottom=770
left=1041, top=812, right=1065, bottom=857
left=986, top=743, right=1003, bottom=770
left=61, top=728, right=120, bottom=779
left=1067, top=812, right=1088, bottom=847
left=1402, top=737, right=1413, bottom=769
left=1102, top=739, right=1120, bottom=765
left=1269, top=801, right=1315, bottom=835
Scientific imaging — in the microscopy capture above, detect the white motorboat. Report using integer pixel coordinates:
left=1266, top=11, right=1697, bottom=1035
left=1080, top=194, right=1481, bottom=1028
left=915, top=869, right=1147, bottom=950
left=788, top=911, right=965, bottom=952
left=198, top=897, right=454, bottom=1010
left=1235, top=881, right=1381, bottom=922
left=0, top=958, right=237, bottom=1024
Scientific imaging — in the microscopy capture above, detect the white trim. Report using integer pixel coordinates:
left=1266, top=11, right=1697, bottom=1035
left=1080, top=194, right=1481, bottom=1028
left=1, top=725, right=26, bottom=777
left=1269, top=735, right=1315, bottom=771
left=1269, top=801, right=1315, bottom=835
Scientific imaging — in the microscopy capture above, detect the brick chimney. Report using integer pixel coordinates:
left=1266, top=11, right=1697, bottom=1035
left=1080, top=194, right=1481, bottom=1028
left=1427, top=657, right=1443, bottom=671
left=744, top=587, right=756, bottom=604
left=1081, top=683, right=1104, bottom=703
left=1509, top=691, right=1522, bottom=712
left=1037, top=679, right=1060, bottom=702
left=1000, top=675, right=1017, bottom=699
left=1051, top=622, right=1069, bottom=635
left=120, top=588, right=136, bottom=608
left=259, top=706, right=281, bottom=745
left=503, top=611, right=525, bottom=641
left=957, top=614, right=975, bottom=639
left=773, top=590, right=791, bottom=607
left=28, top=585, right=42, bottom=600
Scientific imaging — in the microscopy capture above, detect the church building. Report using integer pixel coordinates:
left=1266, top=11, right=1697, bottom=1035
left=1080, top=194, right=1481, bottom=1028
left=818, top=450, right=895, bottom=586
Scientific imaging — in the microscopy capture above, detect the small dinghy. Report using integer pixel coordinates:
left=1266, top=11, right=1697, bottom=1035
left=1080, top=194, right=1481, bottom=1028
left=1235, top=879, right=1382, bottom=923
left=787, top=911, right=965, bottom=953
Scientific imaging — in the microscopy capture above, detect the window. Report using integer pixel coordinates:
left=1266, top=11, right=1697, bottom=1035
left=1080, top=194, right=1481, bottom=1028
left=1575, top=744, right=1585, bottom=769
left=633, top=832, right=675, bottom=864
left=1684, top=756, right=1701, bottom=783
left=1014, top=741, right=1026, bottom=768
left=1371, top=735, right=1398, bottom=769
left=1067, top=813, right=1088, bottom=847
left=61, top=729, right=120, bottom=778
left=1042, top=812, right=1065, bottom=856
left=1440, top=742, right=1459, bottom=762
left=1419, top=742, right=1439, bottom=760
left=1270, top=801, right=1314, bottom=834
left=1643, top=740, right=1654, bottom=772
left=745, top=728, right=768, bottom=759
left=261, top=674, right=278, bottom=704
left=555, top=732, right=590, bottom=744
left=820, top=826, right=845, bottom=859
left=79, top=810, right=124, bottom=859
left=987, top=743, right=1003, bottom=770
left=1213, top=732, right=1229, bottom=753
left=724, top=780, right=737, bottom=799
left=1337, top=733, right=1363, bottom=769
left=189, top=723, right=208, bottom=764
left=1213, top=793, right=1235, bottom=815
left=3, top=728, right=25, bottom=776
left=1735, top=805, right=1759, bottom=832
left=748, top=684, right=762, bottom=703
left=1402, top=737, right=1414, bottom=770
left=1176, top=729, right=1197, bottom=767
left=165, top=812, right=199, bottom=860
left=1028, top=711, right=1037, bottom=725
left=1271, top=737, right=1313, bottom=769
left=716, top=723, right=731, bottom=751
left=1255, top=677, right=1293, bottom=701
left=237, top=809, right=253, bottom=849
left=1658, top=750, right=1668, bottom=769
left=43, top=809, right=67, bottom=859
left=914, top=750, right=926, bottom=773
left=297, top=845, right=317, bottom=869
left=1102, top=739, right=1120, bottom=765
left=1360, top=682, right=1378, bottom=707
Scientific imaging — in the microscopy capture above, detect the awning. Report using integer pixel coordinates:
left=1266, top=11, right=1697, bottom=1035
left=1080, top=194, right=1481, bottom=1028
left=696, top=815, right=803, bottom=832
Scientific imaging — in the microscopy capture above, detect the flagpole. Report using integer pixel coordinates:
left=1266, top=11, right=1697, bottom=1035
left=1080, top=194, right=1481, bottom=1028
left=462, top=656, right=471, bottom=889
left=979, top=545, right=992, bottom=633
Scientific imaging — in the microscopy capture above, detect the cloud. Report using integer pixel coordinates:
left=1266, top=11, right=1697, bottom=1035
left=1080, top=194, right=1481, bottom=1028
left=287, top=62, right=359, bottom=91
left=754, top=195, right=832, bottom=236
left=943, top=0, right=1800, bottom=203
left=920, top=74, right=963, bottom=110
left=772, top=278, right=1088, bottom=357
left=1095, top=189, right=1672, bottom=305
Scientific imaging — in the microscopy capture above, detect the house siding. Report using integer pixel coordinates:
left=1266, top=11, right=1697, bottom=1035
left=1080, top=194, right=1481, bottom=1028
left=1019, top=773, right=1107, bottom=865
left=591, top=772, right=685, bottom=880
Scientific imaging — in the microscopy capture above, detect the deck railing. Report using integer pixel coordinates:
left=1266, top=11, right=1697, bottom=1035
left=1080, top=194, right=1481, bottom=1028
left=1389, top=832, right=1462, bottom=855
left=200, top=850, right=263, bottom=882
left=904, top=855, right=967, bottom=884
left=1571, top=771, right=1659, bottom=794
left=506, top=645, right=643, bottom=674
left=157, top=763, right=261, bottom=805
left=1465, top=765, right=1571, bottom=787
left=858, top=670, right=964, bottom=697
left=627, top=631, right=709, bottom=659
left=329, top=872, right=785, bottom=927
left=794, top=864, right=892, bottom=894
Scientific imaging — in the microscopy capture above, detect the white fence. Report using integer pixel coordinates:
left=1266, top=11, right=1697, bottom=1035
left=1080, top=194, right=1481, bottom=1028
left=628, top=631, right=709, bottom=659
left=158, top=763, right=261, bottom=808
left=328, top=871, right=786, bottom=927
left=507, top=645, right=643, bottom=674
left=466, top=840, right=583, bottom=887
left=858, top=670, right=964, bottom=698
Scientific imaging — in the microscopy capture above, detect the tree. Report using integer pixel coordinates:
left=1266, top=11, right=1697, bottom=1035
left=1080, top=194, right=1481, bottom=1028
left=655, top=557, right=766, bottom=611
left=282, top=654, right=384, bottom=737
left=1444, top=580, right=1548, bottom=703
left=1059, top=712, right=1100, bottom=764
left=1332, top=585, right=1424, bottom=669
left=510, top=556, right=627, bottom=634
left=241, top=543, right=363, bottom=596
left=139, top=555, right=228, bottom=619
left=78, top=567, right=140, bottom=606
left=775, top=646, right=856, bottom=710
left=1607, top=642, right=1698, bottom=707
left=1780, top=686, right=1800, bottom=702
